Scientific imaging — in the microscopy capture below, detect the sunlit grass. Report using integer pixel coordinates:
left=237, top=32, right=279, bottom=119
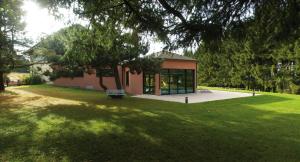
left=1, top=85, right=300, bottom=161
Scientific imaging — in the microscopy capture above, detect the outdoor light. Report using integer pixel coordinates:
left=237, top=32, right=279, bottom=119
left=185, top=97, right=188, bottom=104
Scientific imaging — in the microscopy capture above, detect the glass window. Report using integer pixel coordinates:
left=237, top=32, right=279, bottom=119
left=126, top=71, right=129, bottom=86
left=58, top=69, right=84, bottom=77
left=177, top=70, right=186, bottom=94
left=143, top=73, right=155, bottom=94
left=96, top=69, right=114, bottom=77
left=159, top=69, right=195, bottom=95
left=186, top=70, right=195, bottom=93
left=160, top=70, right=169, bottom=95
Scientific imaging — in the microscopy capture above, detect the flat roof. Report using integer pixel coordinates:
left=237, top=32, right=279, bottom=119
left=150, top=51, right=196, bottom=61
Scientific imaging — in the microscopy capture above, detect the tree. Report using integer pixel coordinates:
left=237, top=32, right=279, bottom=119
left=34, top=24, right=159, bottom=90
left=35, top=0, right=299, bottom=49
left=0, top=0, right=25, bottom=91
left=34, top=0, right=299, bottom=93
left=195, top=15, right=300, bottom=94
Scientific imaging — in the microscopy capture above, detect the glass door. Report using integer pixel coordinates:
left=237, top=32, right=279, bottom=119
left=169, top=71, right=177, bottom=94
left=143, top=73, right=155, bottom=94
left=177, top=70, right=186, bottom=94
left=160, top=70, right=170, bottom=95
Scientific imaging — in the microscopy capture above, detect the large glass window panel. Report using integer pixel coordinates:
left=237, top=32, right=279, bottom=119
left=159, top=69, right=195, bottom=95
left=177, top=70, right=186, bottom=94
left=143, top=73, right=155, bottom=94
left=169, top=74, right=177, bottom=94
left=186, top=70, right=195, bottom=93
left=160, top=71, right=169, bottom=95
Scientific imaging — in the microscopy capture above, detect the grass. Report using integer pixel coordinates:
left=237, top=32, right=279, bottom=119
left=198, top=85, right=259, bottom=93
left=1, top=85, right=300, bottom=161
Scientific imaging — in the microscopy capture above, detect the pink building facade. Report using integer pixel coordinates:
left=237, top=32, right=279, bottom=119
left=54, top=51, right=197, bottom=95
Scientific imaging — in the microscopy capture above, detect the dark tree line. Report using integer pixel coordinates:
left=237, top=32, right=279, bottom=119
left=194, top=0, right=300, bottom=94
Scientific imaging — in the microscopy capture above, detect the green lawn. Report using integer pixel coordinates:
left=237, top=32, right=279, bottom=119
left=1, top=85, right=300, bottom=161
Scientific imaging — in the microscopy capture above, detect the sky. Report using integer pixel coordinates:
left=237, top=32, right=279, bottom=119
left=22, top=0, right=86, bottom=42
left=21, top=0, right=166, bottom=54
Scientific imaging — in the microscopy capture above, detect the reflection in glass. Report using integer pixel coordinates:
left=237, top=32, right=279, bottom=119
left=143, top=73, right=155, bottom=94
left=160, top=69, right=194, bottom=95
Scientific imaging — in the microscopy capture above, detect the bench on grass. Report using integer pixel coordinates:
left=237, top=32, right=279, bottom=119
left=106, top=89, right=125, bottom=99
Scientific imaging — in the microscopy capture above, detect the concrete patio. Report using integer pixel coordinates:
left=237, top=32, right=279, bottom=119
left=133, top=90, right=256, bottom=103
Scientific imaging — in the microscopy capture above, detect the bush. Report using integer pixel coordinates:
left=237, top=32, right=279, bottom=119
left=49, top=73, right=58, bottom=81
left=290, top=83, right=300, bottom=94
left=23, top=75, right=44, bottom=85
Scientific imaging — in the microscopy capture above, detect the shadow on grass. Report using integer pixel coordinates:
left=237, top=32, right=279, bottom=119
left=18, top=85, right=292, bottom=108
left=2, top=85, right=300, bottom=161
left=2, top=99, right=300, bottom=161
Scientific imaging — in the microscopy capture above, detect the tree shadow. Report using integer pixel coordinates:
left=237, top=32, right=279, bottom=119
left=2, top=86, right=300, bottom=161
left=18, top=86, right=292, bottom=107
left=1, top=101, right=298, bottom=161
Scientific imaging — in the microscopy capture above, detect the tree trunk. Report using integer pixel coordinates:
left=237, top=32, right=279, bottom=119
left=113, top=65, right=122, bottom=90
left=0, top=71, right=5, bottom=92
left=97, top=68, right=108, bottom=91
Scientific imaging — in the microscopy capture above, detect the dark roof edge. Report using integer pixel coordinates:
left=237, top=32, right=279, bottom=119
left=149, top=51, right=197, bottom=61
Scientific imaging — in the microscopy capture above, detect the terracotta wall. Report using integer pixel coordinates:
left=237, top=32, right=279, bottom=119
left=155, top=74, right=160, bottom=95
left=54, top=67, right=123, bottom=91
left=53, top=59, right=197, bottom=95
left=155, top=59, right=198, bottom=95
left=123, top=67, right=143, bottom=95
left=161, top=59, right=197, bottom=69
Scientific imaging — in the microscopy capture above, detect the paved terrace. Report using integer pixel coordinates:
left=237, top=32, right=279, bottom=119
left=133, top=90, right=256, bottom=104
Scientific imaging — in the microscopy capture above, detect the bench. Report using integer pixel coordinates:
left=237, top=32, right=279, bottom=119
left=106, top=89, right=126, bottom=99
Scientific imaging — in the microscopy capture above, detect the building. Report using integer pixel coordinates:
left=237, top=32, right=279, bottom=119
left=54, top=51, right=197, bottom=95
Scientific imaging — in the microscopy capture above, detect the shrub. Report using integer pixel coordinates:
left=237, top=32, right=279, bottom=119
left=290, top=83, right=300, bottom=94
left=49, top=73, right=58, bottom=81
left=43, top=70, right=51, bottom=76
left=23, top=74, right=44, bottom=85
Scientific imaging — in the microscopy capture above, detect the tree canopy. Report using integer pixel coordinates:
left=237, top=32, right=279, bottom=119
left=33, top=23, right=161, bottom=90
left=36, top=0, right=299, bottom=49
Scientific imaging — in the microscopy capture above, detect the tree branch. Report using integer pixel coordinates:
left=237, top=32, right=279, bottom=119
left=157, top=0, right=188, bottom=25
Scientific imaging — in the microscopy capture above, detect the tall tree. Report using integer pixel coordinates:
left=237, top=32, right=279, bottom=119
left=34, top=24, right=155, bottom=90
left=0, top=0, right=25, bottom=91
left=63, top=22, right=149, bottom=90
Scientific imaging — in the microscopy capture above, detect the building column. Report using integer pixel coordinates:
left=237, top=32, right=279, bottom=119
left=155, top=73, right=160, bottom=95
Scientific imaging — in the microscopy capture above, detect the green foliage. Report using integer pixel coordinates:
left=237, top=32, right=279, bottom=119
left=0, top=0, right=27, bottom=90
left=36, top=0, right=299, bottom=49
left=126, top=57, right=163, bottom=75
left=34, top=0, right=298, bottom=92
left=196, top=35, right=300, bottom=94
left=23, top=74, right=44, bottom=85
left=49, top=68, right=84, bottom=81
left=37, top=23, right=156, bottom=89
left=290, top=83, right=300, bottom=94
left=96, top=69, right=114, bottom=77
left=43, top=70, right=51, bottom=76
